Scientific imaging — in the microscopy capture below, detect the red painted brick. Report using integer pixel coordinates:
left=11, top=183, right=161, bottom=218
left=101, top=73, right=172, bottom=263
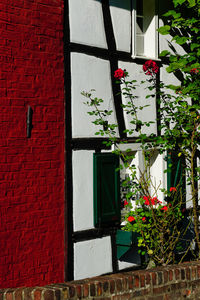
left=0, top=0, right=64, bottom=289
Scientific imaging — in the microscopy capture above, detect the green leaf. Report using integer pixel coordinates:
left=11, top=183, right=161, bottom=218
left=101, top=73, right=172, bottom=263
left=173, top=36, right=188, bottom=45
left=191, top=43, right=200, bottom=51
left=187, top=0, right=196, bottom=7
left=173, top=0, right=186, bottom=7
left=158, top=25, right=170, bottom=35
left=159, top=50, right=170, bottom=57
left=163, top=10, right=181, bottom=18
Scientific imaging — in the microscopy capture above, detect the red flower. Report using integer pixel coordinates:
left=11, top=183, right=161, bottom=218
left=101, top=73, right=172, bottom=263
left=128, top=216, right=135, bottom=222
left=151, top=197, right=161, bottom=205
left=143, top=60, right=159, bottom=76
left=114, top=68, right=126, bottom=79
left=143, top=196, right=161, bottom=205
left=169, top=203, right=172, bottom=207
left=124, top=200, right=129, bottom=206
left=142, top=217, right=146, bottom=222
left=143, top=196, right=150, bottom=205
left=170, top=187, right=177, bottom=192
left=190, top=68, right=199, bottom=74
left=161, top=206, right=168, bottom=212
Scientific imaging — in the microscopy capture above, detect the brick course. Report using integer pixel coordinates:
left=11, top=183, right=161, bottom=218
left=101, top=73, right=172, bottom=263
left=0, top=0, right=65, bottom=288
left=2, top=262, right=200, bottom=299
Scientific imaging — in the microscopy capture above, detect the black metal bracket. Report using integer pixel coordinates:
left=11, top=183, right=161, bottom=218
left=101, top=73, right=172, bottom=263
left=27, top=105, right=33, bottom=138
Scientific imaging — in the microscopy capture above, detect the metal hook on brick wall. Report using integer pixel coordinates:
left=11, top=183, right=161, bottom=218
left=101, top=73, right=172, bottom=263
left=27, top=105, right=33, bottom=138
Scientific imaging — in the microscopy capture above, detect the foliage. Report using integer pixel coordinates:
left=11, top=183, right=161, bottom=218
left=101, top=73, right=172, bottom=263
left=123, top=189, right=186, bottom=266
left=158, top=0, right=200, bottom=257
left=82, top=0, right=200, bottom=265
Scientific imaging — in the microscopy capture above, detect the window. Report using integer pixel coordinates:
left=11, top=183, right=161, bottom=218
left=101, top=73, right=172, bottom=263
left=132, top=0, right=158, bottom=59
left=93, top=153, right=121, bottom=228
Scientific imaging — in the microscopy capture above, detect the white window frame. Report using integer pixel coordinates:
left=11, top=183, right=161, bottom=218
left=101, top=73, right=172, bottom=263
left=132, top=0, right=158, bottom=60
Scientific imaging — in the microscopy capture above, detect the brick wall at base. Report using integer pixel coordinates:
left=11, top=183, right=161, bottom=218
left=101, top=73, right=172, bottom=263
left=3, top=261, right=200, bottom=300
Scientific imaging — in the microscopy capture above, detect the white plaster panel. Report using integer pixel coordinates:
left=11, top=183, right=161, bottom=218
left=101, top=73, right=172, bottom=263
left=158, top=18, right=186, bottom=56
left=71, top=53, right=118, bottom=138
left=73, top=150, right=94, bottom=231
left=118, top=261, right=139, bottom=270
left=69, top=0, right=107, bottom=48
left=143, top=0, right=158, bottom=59
left=74, top=237, right=112, bottom=279
left=150, top=151, right=166, bottom=202
left=109, top=0, right=131, bottom=52
left=118, top=61, right=157, bottom=136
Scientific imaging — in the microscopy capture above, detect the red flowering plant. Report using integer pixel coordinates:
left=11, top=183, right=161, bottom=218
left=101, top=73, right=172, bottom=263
left=83, top=44, right=200, bottom=264
left=143, top=60, right=159, bottom=76
left=82, top=59, right=196, bottom=265
left=122, top=185, right=188, bottom=266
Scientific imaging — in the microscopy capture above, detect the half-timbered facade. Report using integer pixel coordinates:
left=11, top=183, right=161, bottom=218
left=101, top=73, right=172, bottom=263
left=65, top=0, right=178, bottom=281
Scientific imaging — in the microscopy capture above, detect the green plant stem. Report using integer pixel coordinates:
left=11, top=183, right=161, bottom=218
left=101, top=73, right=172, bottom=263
left=191, top=126, right=200, bottom=256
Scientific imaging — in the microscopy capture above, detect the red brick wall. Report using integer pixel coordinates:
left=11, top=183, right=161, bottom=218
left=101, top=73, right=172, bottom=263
left=2, top=262, right=200, bottom=299
left=0, top=0, right=65, bottom=288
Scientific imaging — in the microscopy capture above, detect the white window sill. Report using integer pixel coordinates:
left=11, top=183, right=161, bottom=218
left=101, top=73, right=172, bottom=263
left=132, top=55, right=161, bottom=62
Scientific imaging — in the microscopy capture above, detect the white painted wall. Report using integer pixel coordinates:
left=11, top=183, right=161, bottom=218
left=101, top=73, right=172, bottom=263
left=159, top=18, right=186, bottom=56
left=69, top=0, right=107, bottom=48
left=118, top=61, right=157, bottom=136
left=74, top=237, right=113, bottom=279
left=150, top=151, right=166, bottom=202
left=109, top=0, right=131, bottom=52
left=73, top=150, right=94, bottom=231
left=71, top=53, right=118, bottom=138
left=70, top=0, right=184, bottom=279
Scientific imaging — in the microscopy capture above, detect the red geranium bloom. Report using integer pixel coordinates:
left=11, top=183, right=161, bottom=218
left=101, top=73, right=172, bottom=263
left=151, top=197, right=160, bottom=205
left=190, top=68, right=199, bottom=74
left=128, top=216, right=135, bottom=222
left=142, top=217, right=146, bottom=222
left=143, top=196, right=150, bottom=205
left=114, top=68, right=126, bottom=79
left=170, top=187, right=177, bottom=192
left=161, top=206, right=168, bottom=212
left=143, top=196, right=161, bottom=205
left=124, top=200, right=129, bottom=206
left=143, top=60, right=159, bottom=76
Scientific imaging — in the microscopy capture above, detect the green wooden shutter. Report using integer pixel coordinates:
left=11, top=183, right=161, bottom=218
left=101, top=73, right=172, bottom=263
left=93, top=153, right=120, bottom=227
